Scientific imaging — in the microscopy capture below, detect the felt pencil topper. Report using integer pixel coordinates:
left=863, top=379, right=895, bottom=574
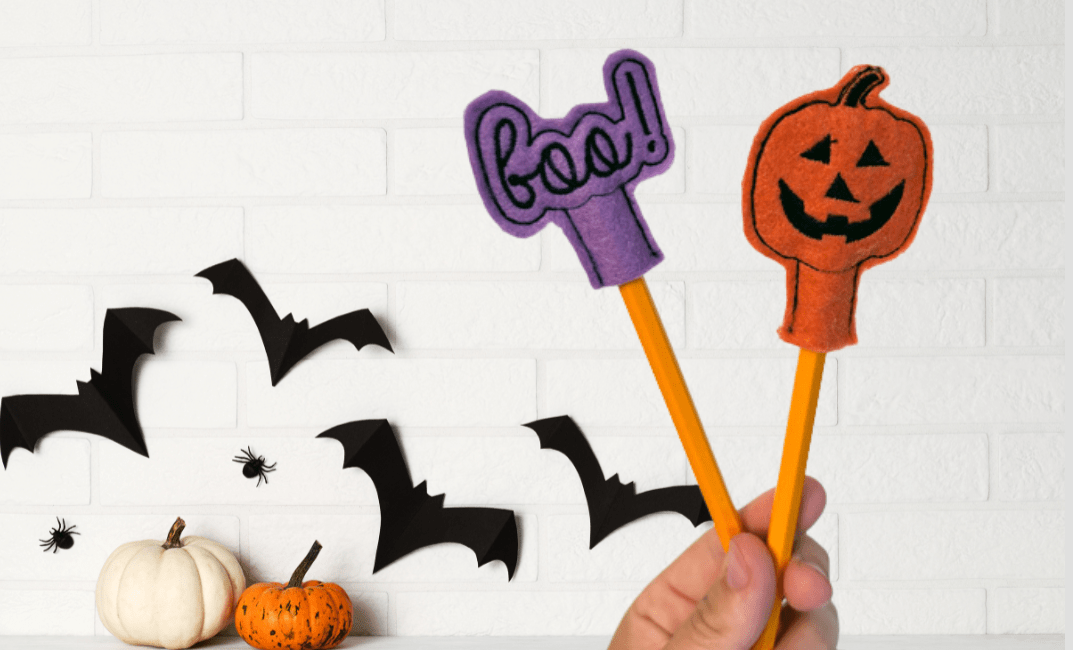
left=743, top=65, right=933, bottom=352
left=465, top=49, right=673, bottom=288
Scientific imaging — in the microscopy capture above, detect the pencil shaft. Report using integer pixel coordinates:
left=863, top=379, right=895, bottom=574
left=619, top=277, right=742, bottom=550
left=753, top=348, right=827, bottom=650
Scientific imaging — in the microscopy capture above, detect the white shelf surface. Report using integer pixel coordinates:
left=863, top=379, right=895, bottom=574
left=1, top=636, right=1063, bottom=649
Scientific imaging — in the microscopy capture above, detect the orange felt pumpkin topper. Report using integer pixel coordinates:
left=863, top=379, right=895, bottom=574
left=743, top=64, right=933, bottom=352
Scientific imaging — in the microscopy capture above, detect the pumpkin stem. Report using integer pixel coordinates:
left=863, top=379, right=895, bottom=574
left=161, top=517, right=185, bottom=550
left=286, top=541, right=322, bottom=589
left=837, top=66, right=886, bottom=107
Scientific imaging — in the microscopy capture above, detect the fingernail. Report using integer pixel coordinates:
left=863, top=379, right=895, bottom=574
left=725, top=539, right=750, bottom=591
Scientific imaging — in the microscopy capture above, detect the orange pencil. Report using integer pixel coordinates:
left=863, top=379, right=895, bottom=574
left=742, top=65, right=933, bottom=649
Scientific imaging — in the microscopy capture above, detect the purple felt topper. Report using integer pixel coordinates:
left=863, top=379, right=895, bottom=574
left=465, top=49, right=674, bottom=289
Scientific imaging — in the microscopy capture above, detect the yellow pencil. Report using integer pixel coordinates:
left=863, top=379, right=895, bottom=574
left=752, top=349, right=826, bottom=650
left=620, top=277, right=743, bottom=550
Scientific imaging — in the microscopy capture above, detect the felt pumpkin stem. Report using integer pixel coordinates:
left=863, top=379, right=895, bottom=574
left=161, top=517, right=185, bottom=550
left=287, top=541, right=322, bottom=588
left=837, top=66, right=886, bottom=107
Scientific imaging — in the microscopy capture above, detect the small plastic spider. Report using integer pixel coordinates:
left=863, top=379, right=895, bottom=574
left=40, top=517, right=79, bottom=553
left=233, top=446, right=276, bottom=486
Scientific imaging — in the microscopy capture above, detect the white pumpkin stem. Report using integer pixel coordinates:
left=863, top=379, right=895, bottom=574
left=287, top=541, right=322, bottom=588
left=162, top=517, right=186, bottom=550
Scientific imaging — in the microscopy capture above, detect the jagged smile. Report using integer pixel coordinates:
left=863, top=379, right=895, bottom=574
left=778, top=178, right=904, bottom=243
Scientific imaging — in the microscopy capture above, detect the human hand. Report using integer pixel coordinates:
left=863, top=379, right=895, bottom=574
left=608, top=477, right=837, bottom=650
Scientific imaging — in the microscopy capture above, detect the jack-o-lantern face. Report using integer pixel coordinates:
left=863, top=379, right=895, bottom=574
left=741, top=66, right=933, bottom=352
left=746, top=66, right=931, bottom=274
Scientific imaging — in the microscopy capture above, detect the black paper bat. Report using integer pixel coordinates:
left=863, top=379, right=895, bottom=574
left=1, top=308, right=180, bottom=469
left=318, top=419, right=518, bottom=579
left=524, top=415, right=711, bottom=548
left=196, top=258, right=392, bottom=386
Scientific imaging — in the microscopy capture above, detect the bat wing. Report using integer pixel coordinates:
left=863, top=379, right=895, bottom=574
left=317, top=419, right=416, bottom=512
left=527, top=415, right=712, bottom=548
left=599, top=484, right=711, bottom=547
left=1, top=385, right=145, bottom=468
left=1, top=307, right=175, bottom=469
left=277, top=309, right=393, bottom=384
left=524, top=415, right=620, bottom=545
left=440, top=505, right=519, bottom=579
left=196, top=259, right=292, bottom=380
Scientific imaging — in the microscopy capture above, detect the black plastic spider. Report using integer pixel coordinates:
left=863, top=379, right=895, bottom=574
left=40, top=517, right=79, bottom=553
left=233, top=446, right=276, bottom=486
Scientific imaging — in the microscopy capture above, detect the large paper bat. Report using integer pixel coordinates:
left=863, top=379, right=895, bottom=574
left=318, top=419, right=518, bottom=579
left=1, top=308, right=179, bottom=469
left=525, top=415, right=711, bottom=548
left=196, top=258, right=392, bottom=386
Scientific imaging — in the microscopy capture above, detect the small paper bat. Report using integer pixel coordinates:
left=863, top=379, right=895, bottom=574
left=1, top=308, right=179, bottom=469
left=318, top=419, right=518, bottom=579
left=196, top=258, right=392, bottom=386
left=524, top=415, right=711, bottom=548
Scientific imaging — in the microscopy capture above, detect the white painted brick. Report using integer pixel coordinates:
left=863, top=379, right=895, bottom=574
left=690, top=124, right=986, bottom=195
left=137, top=361, right=237, bottom=428
left=248, top=514, right=536, bottom=583
left=891, top=202, right=1064, bottom=271
left=542, top=514, right=708, bottom=582
left=397, top=281, right=684, bottom=350
left=0, top=133, right=90, bottom=199
left=407, top=434, right=690, bottom=505
left=712, top=433, right=987, bottom=507
left=545, top=357, right=836, bottom=427
left=393, top=126, right=684, bottom=196
left=0, top=208, right=243, bottom=276
left=0, top=285, right=92, bottom=351
left=842, top=510, right=1063, bottom=580
left=844, top=356, right=1063, bottom=425
left=833, top=588, right=985, bottom=635
left=252, top=51, right=538, bottom=120
left=995, top=433, right=1065, bottom=501
left=100, top=437, right=378, bottom=506
left=994, top=0, right=1065, bottom=36
left=100, top=0, right=384, bottom=44
left=100, top=281, right=389, bottom=355
left=993, top=123, right=1065, bottom=193
left=0, top=514, right=240, bottom=581
left=988, top=587, right=1065, bottom=634
left=0, top=54, right=242, bottom=124
left=994, top=277, right=1063, bottom=347
left=543, top=48, right=839, bottom=118
left=0, top=590, right=95, bottom=635
left=0, top=360, right=96, bottom=399
left=692, top=0, right=985, bottom=37
left=842, top=47, right=1063, bottom=115
left=347, top=591, right=389, bottom=636
left=857, top=278, right=985, bottom=348
left=547, top=203, right=773, bottom=275
left=688, top=278, right=984, bottom=350
left=246, top=359, right=536, bottom=427
left=247, top=205, right=539, bottom=274
left=0, top=0, right=89, bottom=47
left=101, top=129, right=386, bottom=197
left=0, top=439, right=90, bottom=505
left=395, top=590, right=636, bottom=635
left=395, top=0, right=681, bottom=40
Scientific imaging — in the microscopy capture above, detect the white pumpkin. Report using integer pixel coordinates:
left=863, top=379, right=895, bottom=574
left=95, top=517, right=246, bottom=650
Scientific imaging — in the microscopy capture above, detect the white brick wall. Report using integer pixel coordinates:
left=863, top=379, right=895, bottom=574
left=0, top=0, right=1063, bottom=640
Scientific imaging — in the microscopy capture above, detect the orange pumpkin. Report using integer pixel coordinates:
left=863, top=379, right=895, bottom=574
left=234, top=541, right=353, bottom=650
left=743, top=64, right=932, bottom=352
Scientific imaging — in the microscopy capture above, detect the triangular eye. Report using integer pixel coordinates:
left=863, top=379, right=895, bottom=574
left=800, top=135, right=832, bottom=164
left=857, top=140, right=889, bottom=167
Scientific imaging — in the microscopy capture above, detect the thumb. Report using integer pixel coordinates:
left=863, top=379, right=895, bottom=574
left=664, top=533, right=777, bottom=650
